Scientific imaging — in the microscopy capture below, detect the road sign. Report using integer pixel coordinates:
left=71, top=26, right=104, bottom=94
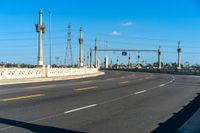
left=122, top=52, right=127, bottom=56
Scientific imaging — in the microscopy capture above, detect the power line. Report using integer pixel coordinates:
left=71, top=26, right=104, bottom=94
left=1, top=28, right=200, bottom=43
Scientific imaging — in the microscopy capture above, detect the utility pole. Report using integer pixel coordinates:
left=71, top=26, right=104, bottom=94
left=36, top=9, right=45, bottom=66
left=64, top=24, right=73, bottom=67
left=48, top=11, right=52, bottom=66
left=177, top=41, right=181, bottom=70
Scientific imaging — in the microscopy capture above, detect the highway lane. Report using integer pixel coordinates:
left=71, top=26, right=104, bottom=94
left=0, top=70, right=199, bottom=133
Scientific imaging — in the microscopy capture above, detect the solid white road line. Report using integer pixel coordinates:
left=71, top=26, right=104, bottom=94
left=64, top=104, right=97, bottom=114
left=159, top=84, right=166, bottom=87
left=134, top=90, right=147, bottom=95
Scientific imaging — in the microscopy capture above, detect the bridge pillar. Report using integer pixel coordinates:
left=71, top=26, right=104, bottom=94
left=36, top=9, right=45, bottom=66
left=137, top=52, right=140, bottom=67
left=177, top=41, right=181, bottom=69
left=79, top=27, right=84, bottom=67
left=117, top=58, right=119, bottom=69
left=104, top=56, right=108, bottom=69
left=89, top=48, right=92, bottom=68
left=158, top=47, right=161, bottom=69
left=128, top=54, right=131, bottom=69
left=94, top=39, right=98, bottom=68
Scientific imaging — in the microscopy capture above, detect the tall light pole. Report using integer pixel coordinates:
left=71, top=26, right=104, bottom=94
left=48, top=11, right=52, bottom=66
left=36, top=9, right=45, bottom=66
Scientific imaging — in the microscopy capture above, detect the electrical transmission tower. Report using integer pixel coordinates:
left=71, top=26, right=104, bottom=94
left=64, top=24, right=73, bottom=67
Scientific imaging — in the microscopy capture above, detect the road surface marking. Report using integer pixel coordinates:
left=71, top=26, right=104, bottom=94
left=134, top=90, right=147, bottom=95
left=137, top=78, right=144, bottom=81
left=74, top=86, right=97, bottom=91
left=28, top=85, right=55, bottom=89
left=107, top=78, right=114, bottom=81
left=159, top=84, right=166, bottom=87
left=0, top=75, right=176, bottom=131
left=0, top=104, right=97, bottom=130
left=0, top=94, right=45, bottom=102
left=81, top=80, right=93, bottom=83
left=119, top=81, right=129, bottom=84
left=64, top=104, right=97, bottom=114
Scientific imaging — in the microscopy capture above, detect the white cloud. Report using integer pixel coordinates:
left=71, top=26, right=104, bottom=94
left=120, top=21, right=133, bottom=26
left=112, top=31, right=121, bottom=36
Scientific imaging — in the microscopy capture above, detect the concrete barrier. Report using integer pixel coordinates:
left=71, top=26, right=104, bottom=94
left=0, top=66, right=98, bottom=80
left=0, top=68, right=43, bottom=80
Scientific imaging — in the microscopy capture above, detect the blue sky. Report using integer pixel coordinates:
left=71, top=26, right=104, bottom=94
left=0, top=0, right=200, bottom=65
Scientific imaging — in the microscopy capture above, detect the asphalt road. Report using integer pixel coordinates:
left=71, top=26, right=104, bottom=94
left=0, top=70, right=199, bottom=133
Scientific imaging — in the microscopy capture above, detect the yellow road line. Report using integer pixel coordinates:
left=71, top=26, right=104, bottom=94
left=107, top=78, right=114, bottom=81
left=119, top=81, right=129, bottom=84
left=137, top=78, right=144, bottom=81
left=0, top=94, right=45, bottom=102
left=28, top=85, right=56, bottom=89
left=81, top=80, right=93, bottom=83
left=74, top=86, right=97, bottom=91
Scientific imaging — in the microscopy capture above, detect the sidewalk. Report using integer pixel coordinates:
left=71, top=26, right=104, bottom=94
left=0, top=72, right=105, bottom=85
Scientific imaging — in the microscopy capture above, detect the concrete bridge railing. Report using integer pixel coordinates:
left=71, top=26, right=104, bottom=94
left=0, top=66, right=98, bottom=80
left=46, top=67, right=98, bottom=77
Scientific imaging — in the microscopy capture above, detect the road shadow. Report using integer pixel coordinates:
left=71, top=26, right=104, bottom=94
left=151, top=93, right=200, bottom=133
left=0, top=118, right=86, bottom=133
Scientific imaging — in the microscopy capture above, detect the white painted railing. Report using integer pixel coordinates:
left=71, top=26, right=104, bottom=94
left=0, top=68, right=43, bottom=79
left=47, top=67, right=98, bottom=77
left=0, top=66, right=99, bottom=80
